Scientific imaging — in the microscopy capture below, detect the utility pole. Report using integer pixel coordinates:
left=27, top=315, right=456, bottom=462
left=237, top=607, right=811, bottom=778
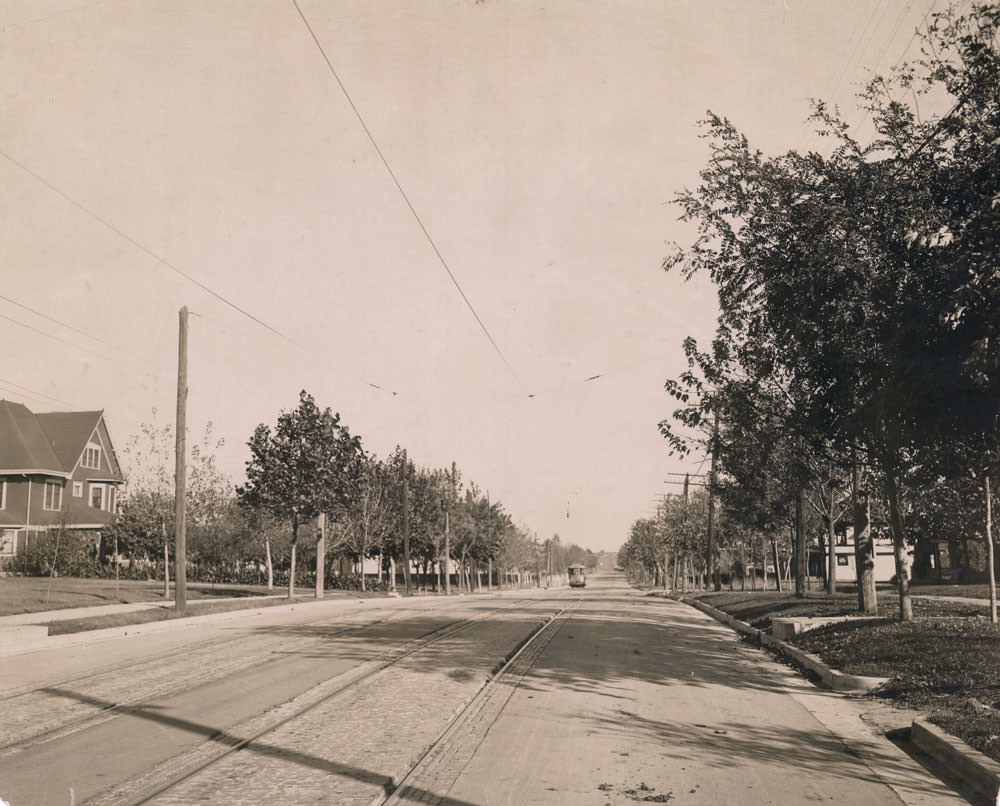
left=315, top=512, right=326, bottom=599
left=705, top=416, right=720, bottom=591
left=444, top=461, right=455, bottom=596
left=161, top=515, right=169, bottom=598
left=401, top=449, right=412, bottom=595
left=174, top=306, right=188, bottom=615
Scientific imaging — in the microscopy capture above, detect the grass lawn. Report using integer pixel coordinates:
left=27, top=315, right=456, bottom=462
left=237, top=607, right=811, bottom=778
left=0, top=576, right=387, bottom=635
left=0, top=576, right=282, bottom=616
left=677, top=584, right=1000, bottom=764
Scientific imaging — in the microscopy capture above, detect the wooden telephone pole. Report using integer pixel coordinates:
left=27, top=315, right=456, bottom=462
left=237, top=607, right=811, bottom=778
left=401, top=449, right=412, bottom=594
left=315, top=512, right=326, bottom=599
left=174, top=306, right=188, bottom=615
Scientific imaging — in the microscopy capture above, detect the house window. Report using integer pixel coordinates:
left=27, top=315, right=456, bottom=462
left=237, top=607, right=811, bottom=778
left=0, top=529, right=15, bottom=555
left=43, top=481, right=62, bottom=511
left=0, top=479, right=6, bottom=510
left=90, top=484, right=105, bottom=510
left=837, top=555, right=850, bottom=567
left=82, top=444, right=101, bottom=470
left=73, top=481, right=83, bottom=497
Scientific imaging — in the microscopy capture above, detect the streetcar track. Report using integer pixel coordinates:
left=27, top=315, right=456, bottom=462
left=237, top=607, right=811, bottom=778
left=0, top=615, right=402, bottom=759
left=1, top=598, right=473, bottom=757
left=0, top=601, right=402, bottom=702
left=82, top=595, right=552, bottom=806
left=378, top=596, right=581, bottom=806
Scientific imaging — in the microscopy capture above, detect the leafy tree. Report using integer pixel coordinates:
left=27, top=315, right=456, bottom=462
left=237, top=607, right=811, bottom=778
left=237, top=390, right=362, bottom=598
left=332, top=452, right=392, bottom=591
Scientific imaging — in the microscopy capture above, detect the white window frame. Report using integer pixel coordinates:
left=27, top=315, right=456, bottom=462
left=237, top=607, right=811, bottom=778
left=43, top=480, right=62, bottom=511
left=90, top=483, right=105, bottom=511
left=0, top=479, right=6, bottom=510
left=0, top=529, right=15, bottom=555
left=73, top=481, right=83, bottom=497
left=82, top=444, right=101, bottom=470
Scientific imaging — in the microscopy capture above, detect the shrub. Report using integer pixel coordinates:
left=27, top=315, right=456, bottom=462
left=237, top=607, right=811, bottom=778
left=6, top=530, right=101, bottom=577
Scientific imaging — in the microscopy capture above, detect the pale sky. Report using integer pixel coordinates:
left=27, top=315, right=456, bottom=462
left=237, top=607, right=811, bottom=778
left=1, top=0, right=937, bottom=552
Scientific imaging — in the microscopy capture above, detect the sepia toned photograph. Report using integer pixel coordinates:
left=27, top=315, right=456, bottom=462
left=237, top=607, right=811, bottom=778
left=1, top=1, right=997, bottom=803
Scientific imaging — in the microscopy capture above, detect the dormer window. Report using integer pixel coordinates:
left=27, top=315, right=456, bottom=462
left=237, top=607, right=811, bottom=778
left=83, top=444, right=101, bottom=470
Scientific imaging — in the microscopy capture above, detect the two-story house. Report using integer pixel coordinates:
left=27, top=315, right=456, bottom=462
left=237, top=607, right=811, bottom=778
left=0, top=400, right=124, bottom=558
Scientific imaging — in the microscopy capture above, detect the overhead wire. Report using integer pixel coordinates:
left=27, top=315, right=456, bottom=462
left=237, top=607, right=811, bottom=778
left=0, top=309, right=159, bottom=381
left=0, top=151, right=402, bottom=399
left=845, top=0, right=935, bottom=139
left=0, top=147, right=301, bottom=350
left=796, top=0, right=893, bottom=155
left=0, top=376, right=78, bottom=409
left=290, top=0, right=527, bottom=394
left=0, top=292, right=155, bottom=366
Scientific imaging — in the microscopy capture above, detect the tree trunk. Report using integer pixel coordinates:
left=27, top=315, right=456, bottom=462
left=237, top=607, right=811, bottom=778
left=162, top=518, right=170, bottom=598
left=771, top=534, right=781, bottom=593
left=852, top=465, right=876, bottom=613
left=986, top=475, right=996, bottom=624
left=826, top=511, right=838, bottom=596
left=883, top=473, right=913, bottom=621
left=794, top=490, right=807, bottom=598
left=265, top=536, right=274, bottom=592
left=817, top=528, right=829, bottom=590
left=762, top=535, right=769, bottom=591
left=288, top=516, right=298, bottom=599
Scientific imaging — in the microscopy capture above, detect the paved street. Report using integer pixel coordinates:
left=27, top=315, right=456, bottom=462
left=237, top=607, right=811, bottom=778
left=0, top=575, right=968, bottom=806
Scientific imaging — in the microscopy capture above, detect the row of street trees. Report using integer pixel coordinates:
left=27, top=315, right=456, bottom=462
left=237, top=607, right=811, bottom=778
left=646, top=2, right=999, bottom=621
left=108, top=391, right=596, bottom=598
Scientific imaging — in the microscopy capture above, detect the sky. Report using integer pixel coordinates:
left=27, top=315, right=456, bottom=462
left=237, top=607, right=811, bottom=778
left=0, top=0, right=942, bottom=553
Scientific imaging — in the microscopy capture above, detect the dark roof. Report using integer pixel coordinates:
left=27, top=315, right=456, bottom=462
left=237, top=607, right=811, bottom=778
left=0, top=401, right=108, bottom=477
left=0, top=400, right=64, bottom=474
left=36, top=410, right=103, bottom=471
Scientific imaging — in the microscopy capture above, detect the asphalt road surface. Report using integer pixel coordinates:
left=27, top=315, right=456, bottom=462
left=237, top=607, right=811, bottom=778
left=0, top=574, right=969, bottom=805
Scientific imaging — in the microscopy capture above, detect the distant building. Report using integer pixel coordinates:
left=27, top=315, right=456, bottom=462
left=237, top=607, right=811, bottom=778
left=0, top=400, right=124, bottom=558
left=811, top=525, right=907, bottom=583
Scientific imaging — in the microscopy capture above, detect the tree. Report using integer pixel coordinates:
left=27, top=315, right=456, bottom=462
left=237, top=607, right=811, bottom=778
left=333, top=452, right=392, bottom=591
left=237, top=390, right=362, bottom=598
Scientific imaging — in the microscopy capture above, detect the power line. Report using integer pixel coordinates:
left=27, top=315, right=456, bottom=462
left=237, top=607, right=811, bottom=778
left=0, top=147, right=302, bottom=349
left=0, top=309, right=159, bottom=381
left=0, top=376, right=77, bottom=409
left=1, top=147, right=402, bottom=398
left=291, top=0, right=526, bottom=393
left=0, top=293, right=154, bottom=366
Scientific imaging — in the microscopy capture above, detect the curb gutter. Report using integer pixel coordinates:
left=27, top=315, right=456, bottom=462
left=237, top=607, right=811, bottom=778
left=910, top=719, right=1000, bottom=804
left=673, top=594, right=889, bottom=694
left=668, top=593, right=1000, bottom=805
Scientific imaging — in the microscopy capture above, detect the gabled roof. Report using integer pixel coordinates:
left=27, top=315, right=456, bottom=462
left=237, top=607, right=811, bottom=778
left=0, top=400, right=64, bottom=475
left=0, top=400, right=115, bottom=479
left=36, top=410, right=104, bottom=471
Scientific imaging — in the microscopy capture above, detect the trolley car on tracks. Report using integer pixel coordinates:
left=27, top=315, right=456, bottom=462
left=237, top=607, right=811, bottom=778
left=567, top=563, right=587, bottom=588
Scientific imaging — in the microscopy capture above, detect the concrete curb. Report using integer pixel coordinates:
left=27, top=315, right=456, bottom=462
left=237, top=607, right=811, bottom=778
left=0, top=596, right=373, bottom=658
left=910, top=719, right=1000, bottom=804
left=668, top=593, right=1000, bottom=802
left=669, top=594, right=889, bottom=694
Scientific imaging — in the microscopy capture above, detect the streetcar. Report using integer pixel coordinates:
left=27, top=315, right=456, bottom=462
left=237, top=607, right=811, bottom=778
left=567, top=564, right=587, bottom=588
